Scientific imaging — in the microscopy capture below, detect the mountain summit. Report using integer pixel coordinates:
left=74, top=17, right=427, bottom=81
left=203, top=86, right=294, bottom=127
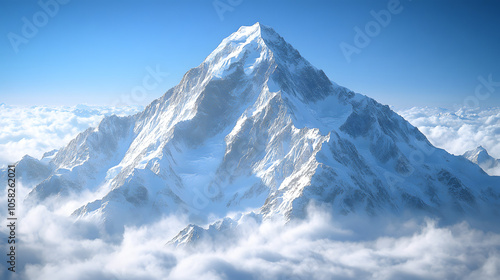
left=16, top=23, right=500, bottom=235
left=463, top=146, right=500, bottom=176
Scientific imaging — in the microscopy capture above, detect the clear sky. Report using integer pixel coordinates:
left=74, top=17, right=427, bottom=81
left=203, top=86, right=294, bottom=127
left=1, top=0, right=499, bottom=109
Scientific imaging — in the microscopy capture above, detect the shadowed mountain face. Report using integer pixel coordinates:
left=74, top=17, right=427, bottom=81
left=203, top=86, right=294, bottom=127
left=11, top=23, right=500, bottom=235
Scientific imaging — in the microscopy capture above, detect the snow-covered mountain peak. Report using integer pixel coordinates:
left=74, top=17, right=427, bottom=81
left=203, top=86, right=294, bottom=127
left=232, top=22, right=265, bottom=40
left=464, top=146, right=490, bottom=162
left=474, top=146, right=486, bottom=152
left=203, top=23, right=277, bottom=80
left=203, top=22, right=316, bottom=89
left=230, top=22, right=282, bottom=43
left=16, top=23, right=500, bottom=237
left=211, top=22, right=278, bottom=49
left=463, top=146, right=500, bottom=176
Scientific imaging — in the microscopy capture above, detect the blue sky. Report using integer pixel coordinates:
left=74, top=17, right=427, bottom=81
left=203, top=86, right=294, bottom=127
left=1, top=0, right=499, bottom=109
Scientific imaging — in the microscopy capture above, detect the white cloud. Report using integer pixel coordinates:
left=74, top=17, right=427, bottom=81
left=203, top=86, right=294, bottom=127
left=0, top=105, right=499, bottom=279
left=398, top=107, right=500, bottom=159
left=0, top=104, right=141, bottom=167
left=0, top=197, right=498, bottom=280
left=3, top=104, right=496, bottom=170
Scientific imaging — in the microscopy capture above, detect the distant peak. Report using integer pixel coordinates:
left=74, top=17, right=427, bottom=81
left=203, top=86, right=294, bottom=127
left=476, top=146, right=491, bottom=159
left=473, top=146, right=489, bottom=157
left=463, top=146, right=492, bottom=163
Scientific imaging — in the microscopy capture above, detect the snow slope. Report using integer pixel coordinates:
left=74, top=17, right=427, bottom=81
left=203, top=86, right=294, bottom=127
left=12, top=23, right=500, bottom=237
left=463, top=146, right=500, bottom=176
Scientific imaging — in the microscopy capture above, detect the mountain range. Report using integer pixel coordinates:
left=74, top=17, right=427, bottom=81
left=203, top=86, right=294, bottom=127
left=6, top=23, right=500, bottom=241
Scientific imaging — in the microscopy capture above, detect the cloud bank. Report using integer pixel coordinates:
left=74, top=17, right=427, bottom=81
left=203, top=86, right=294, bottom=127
left=0, top=194, right=499, bottom=280
left=0, top=104, right=141, bottom=167
left=0, top=105, right=499, bottom=279
left=2, top=104, right=498, bottom=167
left=398, top=107, right=500, bottom=159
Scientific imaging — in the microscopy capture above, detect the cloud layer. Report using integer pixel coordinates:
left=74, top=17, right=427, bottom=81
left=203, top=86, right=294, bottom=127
left=0, top=104, right=141, bottom=167
left=2, top=104, right=497, bottom=167
left=398, top=107, right=500, bottom=159
left=0, top=198, right=498, bottom=280
left=0, top=105, right=499, bottom=279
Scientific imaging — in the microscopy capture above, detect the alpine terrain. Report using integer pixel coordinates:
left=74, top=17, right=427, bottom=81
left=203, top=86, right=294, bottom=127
left=463, top=146, right=500, bottom=176
left=10, top=23, right=500, bottom=240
